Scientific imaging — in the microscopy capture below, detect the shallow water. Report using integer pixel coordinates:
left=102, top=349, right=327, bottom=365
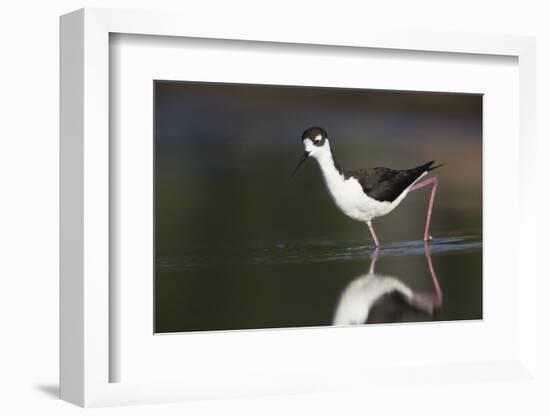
left=155, top=236, right=482, bottom=333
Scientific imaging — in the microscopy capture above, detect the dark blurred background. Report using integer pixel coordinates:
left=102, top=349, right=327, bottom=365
left=154, top=81, right=482, bottom=333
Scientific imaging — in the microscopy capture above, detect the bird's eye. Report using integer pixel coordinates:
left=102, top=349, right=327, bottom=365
left=314, top=138, right=321, bottom=143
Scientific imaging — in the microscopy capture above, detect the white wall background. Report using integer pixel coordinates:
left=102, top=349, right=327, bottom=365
left=0, top=1, right=548, bottom=415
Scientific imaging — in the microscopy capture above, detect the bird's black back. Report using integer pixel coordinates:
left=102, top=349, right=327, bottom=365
left=345, top=161, right=441, bottom=203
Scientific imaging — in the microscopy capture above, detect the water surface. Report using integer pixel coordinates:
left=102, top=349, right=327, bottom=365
left=155, top=236, right=482, bottom=332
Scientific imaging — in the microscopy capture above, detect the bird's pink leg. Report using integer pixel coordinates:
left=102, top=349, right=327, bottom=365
left=409, top=177, right=438, bottom=242
left=367, top=221, right=380, bottom=247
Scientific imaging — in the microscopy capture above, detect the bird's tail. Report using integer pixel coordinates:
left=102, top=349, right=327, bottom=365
left=422, top=160, right=445, bottom=172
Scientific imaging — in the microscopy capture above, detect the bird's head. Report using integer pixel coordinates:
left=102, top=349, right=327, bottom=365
left=292, top=126, right=330, bottom=175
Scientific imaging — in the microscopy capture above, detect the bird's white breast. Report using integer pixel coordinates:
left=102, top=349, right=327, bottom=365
left=329, top=175, right=391, bottom=221
left=315, top=153, right=400, bottom=222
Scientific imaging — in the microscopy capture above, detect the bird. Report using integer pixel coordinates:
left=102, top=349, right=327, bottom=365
left=293, top=126, right=443, bottom=247
left=332, top=244, right=442, bottom=326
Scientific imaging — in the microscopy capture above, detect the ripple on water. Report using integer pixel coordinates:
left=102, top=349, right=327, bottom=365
left=156, top=235, right=482, bottom=269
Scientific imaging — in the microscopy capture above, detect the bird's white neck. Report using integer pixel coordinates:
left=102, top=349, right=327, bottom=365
left=312, top=144, right=345, bottom=188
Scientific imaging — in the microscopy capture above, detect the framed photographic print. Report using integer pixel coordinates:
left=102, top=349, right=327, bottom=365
left=60, top=8, right=538, bottom=408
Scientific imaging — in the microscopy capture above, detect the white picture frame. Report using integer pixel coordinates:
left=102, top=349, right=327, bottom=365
left=60, top=7, right=537, bottom=407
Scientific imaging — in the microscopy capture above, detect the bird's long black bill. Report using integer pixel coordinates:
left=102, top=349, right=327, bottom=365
left=292, top=151, right=310, bottom=176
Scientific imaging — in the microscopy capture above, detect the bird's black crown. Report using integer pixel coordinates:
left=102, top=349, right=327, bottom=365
left=301, top=126, right=328, bottom=146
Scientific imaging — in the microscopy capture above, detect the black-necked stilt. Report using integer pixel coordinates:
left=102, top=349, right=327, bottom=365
left=332, top=244, right=442, bottom=326
left=293, top=127, right=443, bottom=247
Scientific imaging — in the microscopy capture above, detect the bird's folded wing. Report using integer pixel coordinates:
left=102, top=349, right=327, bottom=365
left=349, top=164, right=431, bottom=203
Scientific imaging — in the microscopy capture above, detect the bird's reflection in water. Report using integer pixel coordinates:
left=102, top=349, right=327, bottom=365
left=332, top=243, right=443, bottom=326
